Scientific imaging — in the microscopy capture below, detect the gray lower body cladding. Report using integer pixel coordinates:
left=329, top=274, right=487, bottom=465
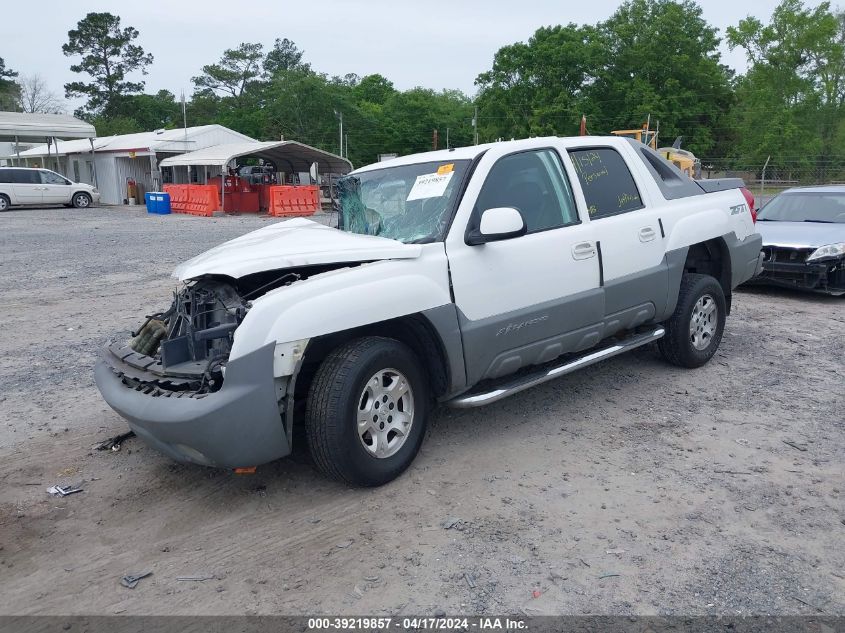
left=726, top=232, right=764, bottom=289
left=94, top=342, right=290, bottom=468
left=459, top=287, right=658, bottom=386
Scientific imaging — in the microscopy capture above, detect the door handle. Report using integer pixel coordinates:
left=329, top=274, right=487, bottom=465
left=572, top=241, right=596, bottom=260
left=639, top=227, right=657, bottom=242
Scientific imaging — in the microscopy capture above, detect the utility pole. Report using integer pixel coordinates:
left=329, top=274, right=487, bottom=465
left=446, top=127, right=450, bottom=149
left=344, top=133, right=348, bottom=159
left=473, top=106, right=478, bottom=145
left=433, top=128, right=438, bottom=151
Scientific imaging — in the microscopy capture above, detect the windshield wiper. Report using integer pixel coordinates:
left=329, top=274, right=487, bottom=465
left=803, top=219, right=833, bottom=223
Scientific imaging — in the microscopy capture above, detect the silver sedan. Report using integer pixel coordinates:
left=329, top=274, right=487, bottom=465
left=749, top=185, right=845, bottom=295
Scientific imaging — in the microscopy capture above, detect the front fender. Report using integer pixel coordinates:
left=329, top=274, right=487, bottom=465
left=229, top=244, right=452, bottom=364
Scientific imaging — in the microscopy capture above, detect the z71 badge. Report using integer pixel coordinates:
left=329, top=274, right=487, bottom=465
left=730, top=203, right=748, bottom=215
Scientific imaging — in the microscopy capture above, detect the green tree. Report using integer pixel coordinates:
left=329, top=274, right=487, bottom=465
left=192, top=42, right=264, bottom=101
left=353, top=74, right=396, bottom=105
left=475, top=24, right=602, bottom=140
left=727, top=0, right=845, bottom=178
left=587, top=0, right=733, bottom=156
left=62, top=12, right=153, bottom=117
left=263, top=38, right=308, bottom=75
left=380, top=88, right=474, bottom=157
left=89, top=115, right=144, bottom=136
left=0, top=56, right=21, bottom=111
left=475, top=1, right=732, bottom=156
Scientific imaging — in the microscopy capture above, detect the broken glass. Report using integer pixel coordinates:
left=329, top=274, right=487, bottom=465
left=336, top=160, right=471, bottom=243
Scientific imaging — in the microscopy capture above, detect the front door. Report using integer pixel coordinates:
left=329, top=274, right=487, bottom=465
left=447, top=147, right=604, bottom=385
left=40, top=170, right=73, bottom=204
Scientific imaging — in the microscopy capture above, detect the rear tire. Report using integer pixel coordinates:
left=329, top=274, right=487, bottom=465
left=0, top=194, right=9, bottom=212
left=72, top=192, right=92, bottom=208
left=658, top=273, right=726, bottom=368
left=305, top=337, right=429, bottom=486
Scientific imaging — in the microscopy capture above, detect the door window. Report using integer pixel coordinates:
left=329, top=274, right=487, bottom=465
left=568, top=148, right=644, bottom=219
left=476, top=149, right=579, bottom=232
left=12, top=170, right=39, bottom=184
left=0, top=168, right=11, bottom=183
left=41, top=170, right=70, bottom=185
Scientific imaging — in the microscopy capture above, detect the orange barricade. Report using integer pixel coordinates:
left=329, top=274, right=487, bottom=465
left=163, top=184, right=220, bottom=217
left=267, top=185, right=321, bottom=217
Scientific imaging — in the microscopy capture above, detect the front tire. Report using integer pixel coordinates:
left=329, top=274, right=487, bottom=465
left=658, top=273, right=726, bottom=368
left=0, top=194, right=9, bottom=212
left=72, top=192, right=92, bottom=208
left=305, top=337, right=429, bottom=486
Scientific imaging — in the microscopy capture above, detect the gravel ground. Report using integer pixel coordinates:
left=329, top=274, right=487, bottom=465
left=0, top=206, right=843, bottom=616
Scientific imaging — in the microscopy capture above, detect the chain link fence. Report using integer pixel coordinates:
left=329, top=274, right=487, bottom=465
left=699, top=158, right=845, bottom=199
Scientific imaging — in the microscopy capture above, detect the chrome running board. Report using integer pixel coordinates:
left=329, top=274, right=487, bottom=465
left=447, top=327, right=665, bottom=409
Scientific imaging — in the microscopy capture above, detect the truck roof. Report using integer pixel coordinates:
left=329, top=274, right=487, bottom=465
left=352, top=136, right=622, bottom=174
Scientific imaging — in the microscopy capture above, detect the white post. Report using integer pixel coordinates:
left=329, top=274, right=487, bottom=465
left=760, top=155, right=771, bottom=200
left=89, top=138, right=98, bottom=188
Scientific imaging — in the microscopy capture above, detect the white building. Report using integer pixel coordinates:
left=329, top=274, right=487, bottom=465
left=17, top=125, right=255, bottom=205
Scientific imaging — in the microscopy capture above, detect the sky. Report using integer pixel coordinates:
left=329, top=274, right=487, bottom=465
left=1, top=0, right=829, bottom=111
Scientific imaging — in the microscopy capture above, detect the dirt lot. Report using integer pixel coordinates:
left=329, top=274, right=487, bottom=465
left=1, top=206, right=842, bottom=616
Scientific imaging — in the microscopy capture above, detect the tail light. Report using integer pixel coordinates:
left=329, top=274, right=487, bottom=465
left=741, top=187, right=756, bottom=223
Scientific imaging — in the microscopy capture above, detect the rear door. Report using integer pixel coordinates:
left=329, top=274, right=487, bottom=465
left=10, top=169, right=42, bottom=204
left=566, top=146, right=669, bottom=328
left=40, top=170, right=73, bottom=204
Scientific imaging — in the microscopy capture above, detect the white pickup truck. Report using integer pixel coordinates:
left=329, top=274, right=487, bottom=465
left=95, top=136, right=763, bottom=486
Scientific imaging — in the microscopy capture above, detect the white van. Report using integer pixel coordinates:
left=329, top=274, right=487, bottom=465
left=0, top=167, right=100, bottom=211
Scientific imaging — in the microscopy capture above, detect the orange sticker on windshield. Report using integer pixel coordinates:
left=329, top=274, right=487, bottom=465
left=437, top=163, right=454, bottom=175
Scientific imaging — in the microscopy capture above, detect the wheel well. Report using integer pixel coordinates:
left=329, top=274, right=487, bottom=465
left=683, top=238, right=732, bottom=313
left=296, top=314, right=450, bottom=403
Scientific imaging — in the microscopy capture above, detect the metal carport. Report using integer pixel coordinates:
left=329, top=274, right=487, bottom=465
left=158, top=140, right=351, bottom=174
left=0, top=111, right=96, bottom=166
left=159, top=141, right=352, bottom=214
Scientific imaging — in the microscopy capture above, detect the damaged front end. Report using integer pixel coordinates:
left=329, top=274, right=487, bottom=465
left=118, top=279, right=250, bottom=395
left=95, top=276, right=296, bottom=468
left=752, top=247, right=845, bottom=296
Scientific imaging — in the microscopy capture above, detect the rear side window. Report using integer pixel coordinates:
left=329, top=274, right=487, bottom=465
left=0, top=168, right=11, bottom=183
left=11, top=169, right=39, bottom=184
left=41, top=170, right=69, bottom=185
left=568, top=148, right=644, bottom=219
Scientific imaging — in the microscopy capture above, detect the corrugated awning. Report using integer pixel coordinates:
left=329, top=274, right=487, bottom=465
left=0, top=111, right=96, bottom=141
left=158, top=140, right=352, bottom=174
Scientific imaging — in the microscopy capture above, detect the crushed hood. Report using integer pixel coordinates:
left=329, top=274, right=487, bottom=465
left=173, top=218, right=422, bottom=281
left=756, top=221, right=845, bottom=249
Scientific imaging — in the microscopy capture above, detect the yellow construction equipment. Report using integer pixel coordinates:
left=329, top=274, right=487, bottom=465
left=611, top=126, right=658, bottom=149
left=610, top=120, right=701, bottom=179
left=656, top=139, right=701, bottom=179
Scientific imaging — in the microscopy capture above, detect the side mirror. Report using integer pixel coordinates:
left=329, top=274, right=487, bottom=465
left=466, top=207, right=527, bottom=245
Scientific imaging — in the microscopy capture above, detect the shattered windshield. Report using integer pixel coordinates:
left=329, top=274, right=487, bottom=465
left=336, top=160, right=471, bottom=243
